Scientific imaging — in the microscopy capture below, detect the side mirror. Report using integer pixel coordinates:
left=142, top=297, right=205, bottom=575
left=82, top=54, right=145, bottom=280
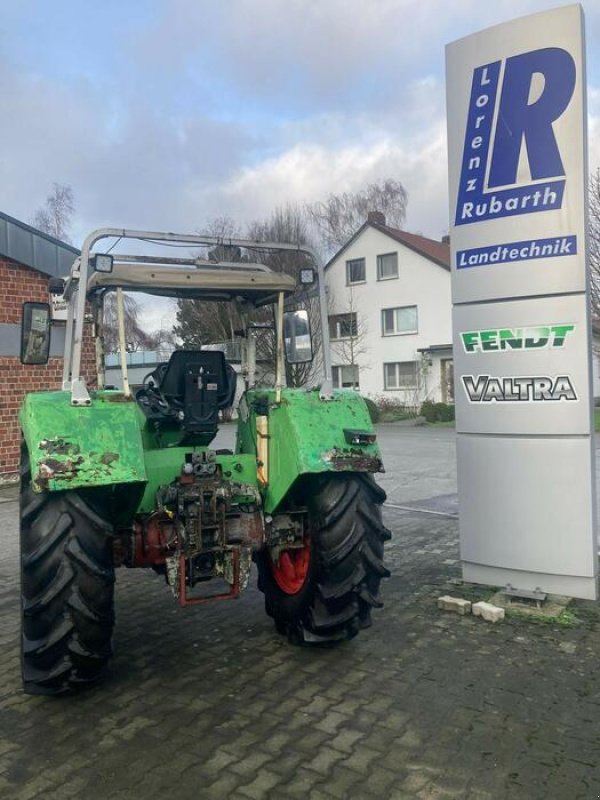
left=283, top=309, right=313, bottom=364
left=21, top=302, right=51, bottom=365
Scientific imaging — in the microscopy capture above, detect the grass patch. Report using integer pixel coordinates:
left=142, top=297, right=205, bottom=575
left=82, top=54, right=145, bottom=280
left=505, top=608, right=579, bottom=627
left=595, top=408, right=600, bottom=431
left=569, top=602, right=600, bottom=623
left=444, top=580, right=499, bottom=603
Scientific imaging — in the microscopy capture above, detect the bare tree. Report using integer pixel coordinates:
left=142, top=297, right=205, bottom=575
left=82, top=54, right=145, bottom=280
left=306, top=178, right=408, bottom=256
left=176, top=206, right=323, bottom=387
left=329, top=286, right=369, bottom=389
left=246, top=204, right=323, bottom=388
left=145, top=326, right=178, bottom=354
left=175, top=297, right=244, bottom=348
left=32, top=183, right=75, bottom=243
left=204, top=216, right=245, bottom=262
left=174, top=216, right=247, bottom=349
left=102, top=293, right=155, bottom=354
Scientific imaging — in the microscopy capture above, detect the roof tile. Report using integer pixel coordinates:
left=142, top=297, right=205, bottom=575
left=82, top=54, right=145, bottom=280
left=370, top=222, right=450, bottom=269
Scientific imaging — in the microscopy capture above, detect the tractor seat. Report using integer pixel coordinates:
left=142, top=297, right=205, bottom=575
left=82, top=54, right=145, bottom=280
left=136, top=350, right=237, bottom=445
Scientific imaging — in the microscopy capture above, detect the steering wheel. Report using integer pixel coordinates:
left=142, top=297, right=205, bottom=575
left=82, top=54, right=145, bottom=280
left=143, top=363, right=168, bottom=389
left=137, top=365, right=178, bottom=419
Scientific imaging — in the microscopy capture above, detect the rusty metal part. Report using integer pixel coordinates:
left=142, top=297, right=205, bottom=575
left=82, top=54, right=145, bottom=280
left=39, top=438, right=81, bottom=456
left=106, top=393, right=135, bottom=403
left=99, top=452, right=120, bottom=465
left=37, top=455, right=85, bottom=487
left=177, top=550, right=242, bottom=606
left=126, top=514, right=177, bottom=568
left=264, top=511, right=307, bottom=563
left=323, top=447, right=384, bottom=472
left=226, top=511, right=264, bottom=549
left=121, top=470, right=264, bottom=608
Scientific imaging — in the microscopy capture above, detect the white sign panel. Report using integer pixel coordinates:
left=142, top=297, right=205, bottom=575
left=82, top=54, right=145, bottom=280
left=446, top=5, right=597, bottom=600
left=458, top=434, right=597, bottom=600
left=446, top=4, right=587, bottom=304
left=49, top=292, right=68, bottom=321
left=453, top=294, right=592, bottom=435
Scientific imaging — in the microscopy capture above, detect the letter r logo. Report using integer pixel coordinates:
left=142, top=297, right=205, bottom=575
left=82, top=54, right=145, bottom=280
left=454, top=46, right=576, bottom=226
left=488, top=48, right=576, bottom=187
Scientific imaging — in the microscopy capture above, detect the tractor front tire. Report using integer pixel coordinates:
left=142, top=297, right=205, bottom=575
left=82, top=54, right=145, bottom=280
left=257, top=474, right=391, bottom=644
left=20, top=451, right=115, bottom=695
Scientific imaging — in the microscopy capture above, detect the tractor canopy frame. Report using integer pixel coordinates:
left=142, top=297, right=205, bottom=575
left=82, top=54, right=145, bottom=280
left=61, top=228, right=333, bottom=405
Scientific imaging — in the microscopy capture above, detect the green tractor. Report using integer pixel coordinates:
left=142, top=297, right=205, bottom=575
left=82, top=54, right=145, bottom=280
left=19, top=228, right=390, bottom=695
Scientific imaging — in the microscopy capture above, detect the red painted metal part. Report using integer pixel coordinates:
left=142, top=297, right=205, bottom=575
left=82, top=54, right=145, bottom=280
left=177, top=551, right=241, bottom=606
left=271, top=539, right=311, bottom=595
left=132, top=515, right=176, bottom=567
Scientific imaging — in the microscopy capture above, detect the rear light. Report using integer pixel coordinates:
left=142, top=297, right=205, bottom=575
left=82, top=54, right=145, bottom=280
left=344, top=429, right=376, bottom=445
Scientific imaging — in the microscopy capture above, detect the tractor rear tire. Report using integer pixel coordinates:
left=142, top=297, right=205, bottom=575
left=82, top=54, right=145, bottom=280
left=257, top=474, right=391, bottom=644
left=20, top=450, right=115, bottom=695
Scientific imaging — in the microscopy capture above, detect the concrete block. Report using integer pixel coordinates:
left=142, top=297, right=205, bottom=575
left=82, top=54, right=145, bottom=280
left=472, top=601, right=505, bottom=623
left=437, top=596, right=472, bottom=615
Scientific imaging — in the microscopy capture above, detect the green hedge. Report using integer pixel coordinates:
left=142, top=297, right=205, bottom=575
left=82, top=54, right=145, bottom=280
left=420, top=400, right=455, bottom=423
left=364, top=397, right=380, bottom=423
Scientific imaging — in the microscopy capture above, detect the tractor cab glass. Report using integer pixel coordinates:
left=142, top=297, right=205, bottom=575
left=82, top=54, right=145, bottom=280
left=20, top=302, right=51, bottom=365
left=283, top=309, right=312, bottom=363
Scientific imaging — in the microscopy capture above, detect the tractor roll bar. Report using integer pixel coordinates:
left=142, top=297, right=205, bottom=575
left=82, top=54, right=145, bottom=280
left=112, top=255, right=272, bottom=272
left=65, top=228, right=333, bottom=406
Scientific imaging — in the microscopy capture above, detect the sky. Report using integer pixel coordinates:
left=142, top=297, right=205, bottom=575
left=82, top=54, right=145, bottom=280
left=1, top=0, right=599, bottom=257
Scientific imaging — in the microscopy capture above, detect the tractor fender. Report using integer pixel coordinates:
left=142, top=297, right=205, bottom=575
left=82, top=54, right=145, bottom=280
left=236, top=388, right=383, bottom=514
left=20, top=391, right=147, bottom=492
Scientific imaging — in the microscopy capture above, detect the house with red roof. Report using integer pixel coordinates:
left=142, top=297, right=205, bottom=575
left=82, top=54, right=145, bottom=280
left=324, top=212, right=453, bottom=406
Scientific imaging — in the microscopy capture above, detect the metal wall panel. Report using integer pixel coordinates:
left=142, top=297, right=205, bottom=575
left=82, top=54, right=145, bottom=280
left=0, top=211, right=78, bottom=278
left=0, top=323, right=65, bottom=357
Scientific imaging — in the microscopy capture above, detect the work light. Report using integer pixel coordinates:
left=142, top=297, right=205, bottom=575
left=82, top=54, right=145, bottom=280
left=299, top=268, right=316, bottom=285
left=92, top=253, right=114, bottom=273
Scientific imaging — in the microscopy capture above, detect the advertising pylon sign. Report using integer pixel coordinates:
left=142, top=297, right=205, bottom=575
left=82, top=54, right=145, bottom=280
left=446, top=4, right=597, bottom=599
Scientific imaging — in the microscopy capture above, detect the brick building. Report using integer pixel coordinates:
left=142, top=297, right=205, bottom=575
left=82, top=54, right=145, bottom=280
left=0, top=212, right=94, bottom=481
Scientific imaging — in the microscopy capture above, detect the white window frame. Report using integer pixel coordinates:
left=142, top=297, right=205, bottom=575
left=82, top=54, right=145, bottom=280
left=381, top=305, right=418, bottom=336
left=377, top=251, right=398, bottom=281
left=383, top=361, right=418, bottom=390
left=346, top=257, right=366, bottom=285
left=332, top=364, right=360, bottom=389
left=329, top=312, right=358, bottom=340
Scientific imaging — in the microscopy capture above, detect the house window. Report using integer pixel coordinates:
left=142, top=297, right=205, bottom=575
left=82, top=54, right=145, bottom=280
left=384, top=361, right=417, bottom=390
left=346, top=258, right=366, bottom=285
left=329, top=312, right=358, bottom=340
left=382, top=305, right=418, bottom=336
left=377, top=252, right=398, bottom=280
left=332, top=364, right=359, bottom=389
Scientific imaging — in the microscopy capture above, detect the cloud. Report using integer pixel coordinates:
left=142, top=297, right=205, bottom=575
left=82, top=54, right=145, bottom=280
left=196, top=116, right=449, bottom=239
left=132, top=0, right=451, bottom=120
left=588, top=87, right=600, bottom=173
left=0, top=0, right=599, bottom=255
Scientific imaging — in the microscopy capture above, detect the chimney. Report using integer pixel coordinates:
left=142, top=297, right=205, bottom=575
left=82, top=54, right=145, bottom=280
left=367, top=211, right=386, bottom=226
left=441, top=234, right=450, bottom=245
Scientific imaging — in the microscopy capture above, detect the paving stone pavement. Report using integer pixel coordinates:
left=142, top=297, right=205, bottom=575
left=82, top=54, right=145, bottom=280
left=2, top=484, right=600, bottom=799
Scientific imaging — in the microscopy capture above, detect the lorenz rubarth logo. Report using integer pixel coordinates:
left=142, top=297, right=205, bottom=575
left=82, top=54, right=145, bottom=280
left=460, top=324, right=575, bottom=353
left=462, top=374, right=577, bottom=403
left=455, top=48, right=576, bottom=226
